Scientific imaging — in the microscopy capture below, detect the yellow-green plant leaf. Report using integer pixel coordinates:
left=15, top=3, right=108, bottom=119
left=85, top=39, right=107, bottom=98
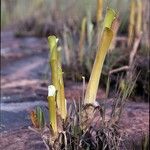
left=84, top=27, right=113, bottom=104
left=84, top=8, right=116, bottom=104
left=57, top=48, right=67, bottom=119
left=48, top=36, right=58, bottom=54
left=103, top=8, right=117, bottom=29
left=48, top=36, right=61, bottom=110
left=48, top=85, right=58, bottom=134
left=48, top=36, right=58, bottom=61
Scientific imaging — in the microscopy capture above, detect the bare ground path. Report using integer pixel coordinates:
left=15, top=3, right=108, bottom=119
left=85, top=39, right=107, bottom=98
left=0, top=31, right=149, bottom=149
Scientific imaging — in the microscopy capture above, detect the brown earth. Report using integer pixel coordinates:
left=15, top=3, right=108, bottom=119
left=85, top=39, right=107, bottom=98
left=0, top=101, right=149, bottom=150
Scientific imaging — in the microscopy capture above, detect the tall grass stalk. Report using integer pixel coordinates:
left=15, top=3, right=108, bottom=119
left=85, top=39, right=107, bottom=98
left=84, top=8, right=117, bottom=104
left=136, top=0, right=142, bottom=35
left=48, top=36, right=61, bottom=110
left=128, top=0, right=135, bottom=47
left=57, top=47, right=67, bottom=119
left=48, top=36, right=67, bottom=120
left=96, top=0, right=103, bottom=23
left=47, top=85, right=58, bottom=134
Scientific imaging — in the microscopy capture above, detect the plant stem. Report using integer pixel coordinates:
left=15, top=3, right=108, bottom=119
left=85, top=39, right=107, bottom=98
left=47, top=85, right=58, bottom=134
left=48, top=36, right=61, bottom=111
left=84, top=8, right=116, bottom=104
left=96, top=0, right=103, bottom=23
left=128, top=0, right=135, bottom=47
left=57, top=48, right=67, bottom=119
left=84, top=28, right=113, bottom=104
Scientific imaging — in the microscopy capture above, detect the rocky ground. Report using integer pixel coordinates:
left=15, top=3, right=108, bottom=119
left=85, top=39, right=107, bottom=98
left=0, top=31, right=149, bottom=150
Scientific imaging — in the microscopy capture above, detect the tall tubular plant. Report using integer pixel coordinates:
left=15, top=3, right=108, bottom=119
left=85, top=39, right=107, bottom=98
left=47, top=85, right=58, bottom=134
left=136, top=0, right=142, bottom=35
left=128, top=0, right=143, bottom=47
left=96, top=0, right=103, bottom=23
left=84, top=8, right=117, bottom=104
left=48, top=36, right=67, bottom=121
left=48, top=36, right=60, bottom=109
left=128, top=0, right=136, bottom=47
left=57, top=47, right=67, bottom=119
